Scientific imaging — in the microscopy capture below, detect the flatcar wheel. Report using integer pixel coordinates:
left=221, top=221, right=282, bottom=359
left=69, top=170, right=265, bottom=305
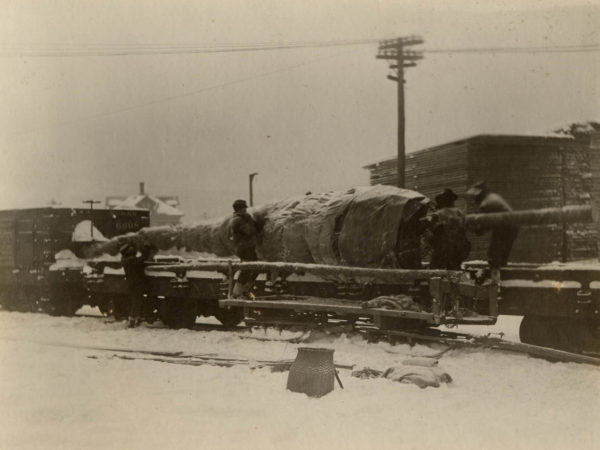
left=98, top=301, right=110, bottom=317
left=47, top=295, right=80, bottom=317
left=566, top=320, right=600, bottom=355
left=520, top=315, right=597, bottom=354
left=215, top=308, right=244, bottom=328
left=142, top=298, right=160, bottom=324
left=108, top=296, right=131, bottom=321
left=14, top=287, right=37, bottom=312
left=519, top=315, right=557, bottom=349
left=584, top=322, right=600, bottom=354
left=0, top=287, right=16, bottom=311
left=159, top=298, right=197, bottom=329
left=0, top=299, right=15, bottom=311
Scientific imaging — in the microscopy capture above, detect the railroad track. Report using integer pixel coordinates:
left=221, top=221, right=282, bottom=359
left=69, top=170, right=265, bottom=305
left=14, top=309, right=600, bottom=367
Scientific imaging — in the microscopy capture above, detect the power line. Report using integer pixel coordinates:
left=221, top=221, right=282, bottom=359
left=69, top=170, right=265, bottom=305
left=422, top=44, right=600, bottom=54
left=0, top=39, right=598, bottom=57
left=0, top=38, right=383, bottom=57
left=6, top=48, right=365, bottom=138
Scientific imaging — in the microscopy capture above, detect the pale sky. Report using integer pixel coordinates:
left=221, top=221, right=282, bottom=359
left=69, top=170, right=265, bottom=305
left=0, top=0, right=598, bottom=219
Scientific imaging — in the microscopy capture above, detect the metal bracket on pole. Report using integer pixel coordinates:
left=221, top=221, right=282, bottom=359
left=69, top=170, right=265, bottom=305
left=249, top=173, right=258, bottom=207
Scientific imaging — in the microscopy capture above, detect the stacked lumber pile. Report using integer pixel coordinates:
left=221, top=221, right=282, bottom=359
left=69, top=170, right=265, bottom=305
left=365, top=135, right=598, bottom=263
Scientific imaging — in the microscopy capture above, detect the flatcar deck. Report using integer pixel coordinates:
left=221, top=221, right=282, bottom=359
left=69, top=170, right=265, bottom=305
left=220, top=295, right=497, bottom=326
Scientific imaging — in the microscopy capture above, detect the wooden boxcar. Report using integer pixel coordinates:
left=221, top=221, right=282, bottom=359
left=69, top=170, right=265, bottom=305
left=0, top=206, right=149, bottom=314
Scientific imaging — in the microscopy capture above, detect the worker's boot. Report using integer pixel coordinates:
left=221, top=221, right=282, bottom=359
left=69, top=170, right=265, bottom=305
left=242, top=281, right=255, bottom=300
left=232, top=281, right=244, bottom=298
left=490, top=268, right=501, bottom=284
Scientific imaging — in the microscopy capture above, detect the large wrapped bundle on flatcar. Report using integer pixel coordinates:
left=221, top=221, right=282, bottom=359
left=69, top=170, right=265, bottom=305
left=95, top=185, right=430, bottom=269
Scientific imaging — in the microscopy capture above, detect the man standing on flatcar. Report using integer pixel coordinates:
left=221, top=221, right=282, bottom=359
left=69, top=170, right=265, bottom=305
left=120, top=242, right=156, bottom=328
left=467, top=181, right=519, bottom=281
left=229, top=199, right=259, bottom=299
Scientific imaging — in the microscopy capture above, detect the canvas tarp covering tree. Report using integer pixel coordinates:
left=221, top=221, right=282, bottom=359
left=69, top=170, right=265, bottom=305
left=91, top=185, right=430, bottom=269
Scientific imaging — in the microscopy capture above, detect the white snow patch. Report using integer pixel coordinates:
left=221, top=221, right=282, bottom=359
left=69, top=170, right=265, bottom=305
left=103, top=266, right=125, bottom=275
left=186, top=270, right=226, bottom=279
left=115, top=194, right=183, bottom=216
left=92, top=253, right=121, bottom=263
left=0, top=311, right=598, bottom=449
left=49, top=249, right=86, bottom=271
left=502, top=280, right=581, bottom=288
left=549, top=120, right=600, bottom=136
left=72, top=220, right=108, bottom=242
left=541, top=260, right=600, bottom=270
left=155, top=251, right=225, bottom=260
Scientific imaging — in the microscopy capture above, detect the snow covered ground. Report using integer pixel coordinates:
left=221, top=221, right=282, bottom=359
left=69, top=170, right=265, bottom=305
left=0, top=309, right=599, bottom=450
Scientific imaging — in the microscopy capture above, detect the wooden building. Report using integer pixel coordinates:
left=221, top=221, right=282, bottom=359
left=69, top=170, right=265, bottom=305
left=106, top=182, right=184, bottom=227
left=364, top=134, right=598, bottom=263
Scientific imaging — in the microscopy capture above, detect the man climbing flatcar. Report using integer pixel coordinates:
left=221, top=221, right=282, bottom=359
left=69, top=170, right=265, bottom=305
left=120, top=242, right=157, bottom=328
left=229, top=199, right=259, bottom=299
left=467, top=181, right=519, bottom=280
left=427, top=188, right=471, bottom=270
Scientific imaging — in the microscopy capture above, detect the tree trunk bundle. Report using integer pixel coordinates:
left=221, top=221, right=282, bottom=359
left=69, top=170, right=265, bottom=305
left=465, top=205, right=592, bottom=229
left=91, top=185, right=430, bottom=269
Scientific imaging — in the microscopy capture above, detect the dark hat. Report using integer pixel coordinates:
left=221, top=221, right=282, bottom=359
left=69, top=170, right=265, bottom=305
left=232, top=199, right=248, bottom=211
left=435, top=188, right=458, bottom=206
left=119, top=243, right=135, bottom=255
left=466, top=181, right=488, bottom=197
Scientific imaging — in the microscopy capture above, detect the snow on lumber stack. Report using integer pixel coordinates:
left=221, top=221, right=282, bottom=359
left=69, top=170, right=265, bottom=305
left=91, top=185, right=430, bottom=269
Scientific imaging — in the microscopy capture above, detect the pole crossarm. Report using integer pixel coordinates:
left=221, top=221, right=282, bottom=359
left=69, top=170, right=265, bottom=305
left=378, top=36, right=424, bottom=50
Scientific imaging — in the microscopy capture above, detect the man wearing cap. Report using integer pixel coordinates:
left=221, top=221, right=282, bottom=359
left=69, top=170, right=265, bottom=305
left=467, top=181, right=519, bottom=280
left=120, top=242, right=157, bottom=328
left=229, top=199, right=259, bottom=298
left=427, top=188, right=471, bottom=270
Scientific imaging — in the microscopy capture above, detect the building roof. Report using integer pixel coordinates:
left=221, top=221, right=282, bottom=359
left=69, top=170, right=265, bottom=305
left=112, top=194, right=184, bottom=216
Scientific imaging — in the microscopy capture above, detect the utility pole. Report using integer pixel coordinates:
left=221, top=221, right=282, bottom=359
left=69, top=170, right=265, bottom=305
left=83, top=200, right=101, bottom=240
left=376, top=36, right=423, bottom=188
left=249, top=173, right=258, bottom=206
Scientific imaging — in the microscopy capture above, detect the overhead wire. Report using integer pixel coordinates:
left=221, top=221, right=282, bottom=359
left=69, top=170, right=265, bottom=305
left=0, top=38, right=383, bottom=57
left=5, top=47, right=368, bottom=138
left=422, top=44, right=600, bottom=54
left=3, top=38, right=598, bottom=137
left=0, top=39, right=598, bottom=56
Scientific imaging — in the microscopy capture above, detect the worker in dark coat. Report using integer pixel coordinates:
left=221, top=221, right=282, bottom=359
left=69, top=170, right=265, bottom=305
left=467, top=181, right=519, bottom=279
left=120, top=242, right=156, bottom=328
left=229, top=199, right=259, bottom=298
left=428, top=189, right=471, bottom=270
